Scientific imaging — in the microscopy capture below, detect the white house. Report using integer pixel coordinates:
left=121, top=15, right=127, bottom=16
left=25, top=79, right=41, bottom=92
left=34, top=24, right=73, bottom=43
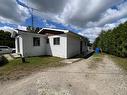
left=15, top=28, right=88, bottom=58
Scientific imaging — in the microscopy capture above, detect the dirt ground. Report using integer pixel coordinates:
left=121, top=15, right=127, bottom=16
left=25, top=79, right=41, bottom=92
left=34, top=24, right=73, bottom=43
left=0, top=55, right=127, bottom=95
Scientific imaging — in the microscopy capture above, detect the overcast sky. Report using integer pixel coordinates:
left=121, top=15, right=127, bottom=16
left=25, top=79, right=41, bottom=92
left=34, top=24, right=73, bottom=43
left=0, top=0, right=127, bottom=42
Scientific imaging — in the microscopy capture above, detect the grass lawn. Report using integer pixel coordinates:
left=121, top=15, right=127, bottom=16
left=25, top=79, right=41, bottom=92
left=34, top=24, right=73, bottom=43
left=0, top=56, right=64, bottom=82
left=109, top=55, right=127, bottom=71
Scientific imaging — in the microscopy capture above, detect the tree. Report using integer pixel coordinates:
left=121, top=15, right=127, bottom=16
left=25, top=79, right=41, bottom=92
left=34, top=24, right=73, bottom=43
left=0, top=30, right=15, bottom=48
left=93, top=21, right=127, bottom=57
left=26, top=26, right=41, bottom=33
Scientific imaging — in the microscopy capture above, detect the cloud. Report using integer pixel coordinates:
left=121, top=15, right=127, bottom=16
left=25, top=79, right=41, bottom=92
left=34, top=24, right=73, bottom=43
left=0, top=0, right=29, bottom=24
left=17, top=25, right=27, bottom=30
left=79, top=17, right=127, bottom=42
left=0, top=25, right=27, bottom=32
left=0, top=0, right=127, bottom=42
left=25, top=0, right=127, bottom=28
left=58, top=0, right=123, bottom=27
left=87, top=1, right=127, bottom=27
left=27, top=0, right=67, bottom=14
left=0, top=26, right=14, bottom=32
left=79, top=27, right=102, bottom=42
left=0, top=0, right=127, bottom=27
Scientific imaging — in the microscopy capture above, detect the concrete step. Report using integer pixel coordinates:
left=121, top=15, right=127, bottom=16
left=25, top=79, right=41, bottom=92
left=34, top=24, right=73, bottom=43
left=11, top=53, right=21, bottom=58
left=3, top=54, right=14, bottom=61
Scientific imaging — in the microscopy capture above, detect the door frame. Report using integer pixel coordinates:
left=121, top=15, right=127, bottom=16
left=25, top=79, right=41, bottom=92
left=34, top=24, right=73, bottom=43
left=80, top=41, right=83, bottom=54
left=17, top=37, right=20, bottom=53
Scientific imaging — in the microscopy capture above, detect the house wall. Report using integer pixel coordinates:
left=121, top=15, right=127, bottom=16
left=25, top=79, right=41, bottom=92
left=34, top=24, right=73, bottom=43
left=67, top=35, right=80, bottom=58
left=46, top=34, right=67, bottom=58
left=82, top=41, right=88, bottom=52
left=15, top=32, right=46, bottom=57
left=67, top=34, right=87, bottom=58
left=15, top=31, right=87, bottom=58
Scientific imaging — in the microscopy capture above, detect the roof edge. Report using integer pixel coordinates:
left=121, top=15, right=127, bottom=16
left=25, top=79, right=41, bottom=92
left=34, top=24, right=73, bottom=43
left=38, top=28, right=69, bottom=34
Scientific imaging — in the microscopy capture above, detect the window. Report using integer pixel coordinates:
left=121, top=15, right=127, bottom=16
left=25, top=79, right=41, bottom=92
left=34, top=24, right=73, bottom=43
left=33, top=37, right=40, bottom=46
left=46, top=38, right=49, bottom=44
left=53, top=37, right=60, bottom=45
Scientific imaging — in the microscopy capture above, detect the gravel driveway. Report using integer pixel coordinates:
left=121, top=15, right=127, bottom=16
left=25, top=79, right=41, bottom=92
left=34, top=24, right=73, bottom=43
left=0, top=55, right=127, bottom=95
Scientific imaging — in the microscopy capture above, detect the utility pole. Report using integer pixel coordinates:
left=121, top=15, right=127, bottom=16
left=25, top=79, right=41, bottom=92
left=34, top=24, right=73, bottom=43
left=26, top=0, right=34, bottom=32
left=26, top=0, right=40, bottom=32
left=31, top=8, right=34, bottom=31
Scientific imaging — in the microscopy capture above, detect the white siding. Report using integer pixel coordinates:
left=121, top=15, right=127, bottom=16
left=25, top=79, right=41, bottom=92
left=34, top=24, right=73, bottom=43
left=15, top=31, right=87, bottom=58
left=46, top=34, right=67, bottom=58
left=67, top=35, right=80, bottom=58
left=67, top=34, right=88, bottom=58
left=16, top=32, right=46, bottom=57
left=82, top=41, right=88, bottom=52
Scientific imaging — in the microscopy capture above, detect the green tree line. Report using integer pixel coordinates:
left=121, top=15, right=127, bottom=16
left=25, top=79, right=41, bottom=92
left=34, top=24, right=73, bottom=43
left=0, top=30, right=15, bottom=48
left=94, top=22, right=127, bottom=57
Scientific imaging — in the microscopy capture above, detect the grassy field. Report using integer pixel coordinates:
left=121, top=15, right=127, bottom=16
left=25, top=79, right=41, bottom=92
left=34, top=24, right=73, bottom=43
left=0, top=56, right=64, bottom=82
left=109, top=55, right=127, bottom=71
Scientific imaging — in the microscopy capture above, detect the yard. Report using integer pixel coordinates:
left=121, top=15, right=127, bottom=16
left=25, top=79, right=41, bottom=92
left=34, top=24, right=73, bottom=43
left=0, top=56, right=64, bottom=82
left=0, top=54, right=127, bottom=95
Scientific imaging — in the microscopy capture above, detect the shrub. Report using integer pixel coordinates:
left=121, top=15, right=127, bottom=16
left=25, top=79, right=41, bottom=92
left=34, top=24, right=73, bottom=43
left=0, top=56, right=8, bottom=66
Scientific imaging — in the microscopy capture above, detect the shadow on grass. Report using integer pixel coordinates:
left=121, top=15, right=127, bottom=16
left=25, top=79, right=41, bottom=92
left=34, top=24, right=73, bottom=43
left=0, top=56, right=8, bottom=66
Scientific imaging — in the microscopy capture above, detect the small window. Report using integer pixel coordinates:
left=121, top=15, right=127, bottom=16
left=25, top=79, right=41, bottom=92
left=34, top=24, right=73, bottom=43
left=33, top=37, right=40, bottom=46
left=53, top=37, right=60, bottom=45
left=46, top=38, right=49, bottom=44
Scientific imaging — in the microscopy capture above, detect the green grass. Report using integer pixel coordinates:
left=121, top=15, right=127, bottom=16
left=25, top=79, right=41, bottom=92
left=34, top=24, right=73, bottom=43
left=92, top=53, right=103, bottom=62
left=87, top=53, right=103, bottom=70
left=0, top=56, right=64, bottom=81
left=109, top=55, right=127, bottom=71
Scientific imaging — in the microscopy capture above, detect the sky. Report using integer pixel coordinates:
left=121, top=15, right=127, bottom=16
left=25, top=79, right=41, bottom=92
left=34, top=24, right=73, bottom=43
left=0, top=0, right=127, bottom=42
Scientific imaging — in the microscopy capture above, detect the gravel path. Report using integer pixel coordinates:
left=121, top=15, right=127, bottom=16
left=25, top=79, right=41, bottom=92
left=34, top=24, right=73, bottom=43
left=0, top=55, right=127, bottom=95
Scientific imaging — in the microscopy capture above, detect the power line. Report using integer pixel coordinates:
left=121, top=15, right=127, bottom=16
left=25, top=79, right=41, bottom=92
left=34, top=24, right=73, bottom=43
left=26, top=0, right=40, bottom=31
left=17, top=0, right=41, bottom=31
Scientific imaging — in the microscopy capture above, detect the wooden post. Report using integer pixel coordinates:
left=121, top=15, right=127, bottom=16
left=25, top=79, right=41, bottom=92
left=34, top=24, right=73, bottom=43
left=20, top=54, right=25, bottom=63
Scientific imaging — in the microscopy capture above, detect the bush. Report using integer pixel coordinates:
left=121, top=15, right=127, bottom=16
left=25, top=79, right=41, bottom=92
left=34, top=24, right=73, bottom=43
left=0, top=30, right=15, bottom=48
left=0, top=56, right=8, bottom=66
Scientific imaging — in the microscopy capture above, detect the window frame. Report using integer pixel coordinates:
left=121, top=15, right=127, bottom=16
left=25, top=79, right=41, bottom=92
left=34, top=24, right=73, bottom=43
left=33, top=37, right=40, bottom=46
left=53, top=37, right=60, bottom=45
